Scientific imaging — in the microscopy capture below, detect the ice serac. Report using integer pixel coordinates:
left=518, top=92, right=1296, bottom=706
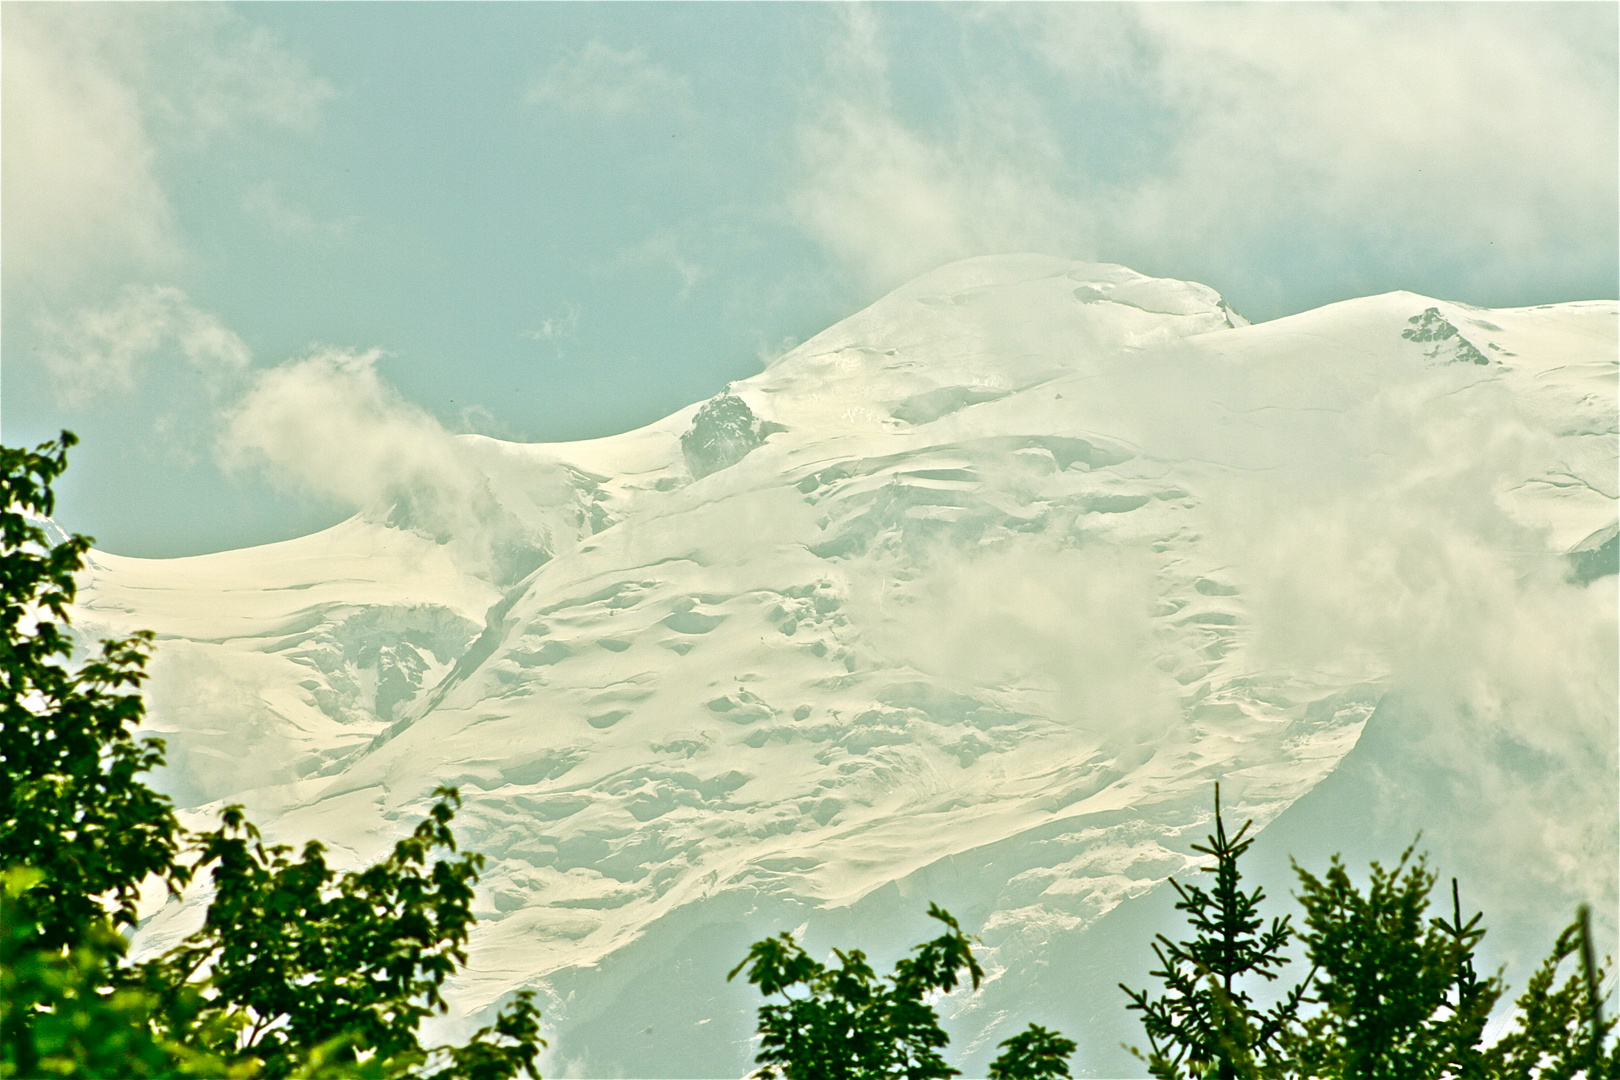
left=79, top=256, right=1616, bottom=1077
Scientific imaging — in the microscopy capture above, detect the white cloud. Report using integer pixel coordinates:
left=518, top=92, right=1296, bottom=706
left=1189, top=360, right=1618, bottom=957
left=42, top=285, right=250, bottom=408
left=851, top=539, right=1180, bottom=749
left=790, top=98, right=1081, bottom=295
left=220, top=348, right=474, bottom=515
left=220, top=348, right=626, bottom=586
left=790, top=7, right=1084, bottom=294
left=1, top=5, right=331, bottom=294
left=1064, top=4, right=1618, bottom=285
left=242, top=180, right=357, bottom=242
left=789, top=5, right=1617, bottom=304
left=217, top=349, right=545, bottom=582
left=524, top=302, right=581, bottom=357
left=526, top=40, right=689, bottom=119
left=2, top=7, right=174, bottom=294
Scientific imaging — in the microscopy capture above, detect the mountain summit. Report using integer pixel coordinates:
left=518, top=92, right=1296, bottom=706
left=80, top=257, right=1616, bottom=1077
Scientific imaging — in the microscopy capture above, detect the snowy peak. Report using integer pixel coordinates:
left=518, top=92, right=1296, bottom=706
left=747, top=257, right=1240, bottom=440
left=829, top=253, right=1240, bottom=331
left=78, top=259, right=1616, bottom=1079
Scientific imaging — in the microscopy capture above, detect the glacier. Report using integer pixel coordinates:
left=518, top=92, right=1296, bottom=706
left=74, top=255, right=1616, bottom=1077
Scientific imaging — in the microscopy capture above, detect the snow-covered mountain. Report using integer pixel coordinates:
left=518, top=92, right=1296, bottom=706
left=79, top=256, right=1616, bottom=1077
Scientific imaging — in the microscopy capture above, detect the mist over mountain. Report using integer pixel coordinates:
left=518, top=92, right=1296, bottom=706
left=75, top=256, right=1616, bottom=1078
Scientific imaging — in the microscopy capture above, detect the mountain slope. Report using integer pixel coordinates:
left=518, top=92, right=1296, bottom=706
left=79, top=256, right=1616, bottom=1077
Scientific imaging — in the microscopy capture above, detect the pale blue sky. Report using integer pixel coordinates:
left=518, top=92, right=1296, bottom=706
left=4, top=2, right=1615, bottom=556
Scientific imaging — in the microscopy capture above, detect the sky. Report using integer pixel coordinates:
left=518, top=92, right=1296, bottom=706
left=3, top=2, right=1616, bottom=558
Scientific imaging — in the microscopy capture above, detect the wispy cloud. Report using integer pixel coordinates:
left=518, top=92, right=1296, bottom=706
left=3, top=7, right=174, bottom=294
left=1, top=5, right=331, bottom=295
left=158, top=9, right=331, bottom=137
left=525, top=40, right=689, bottom=119
left=219, top=348, right=472, bottom=515
left=242, top=180, right=357, bottom=242
left=788, top=5, right=1617, bottom=307
left=218, top=347, right=546, bottom=582
left=523, top=302, right=581, bottom=358
left=1039, top=4, right=1618, bottom=295
left=42, top=285, right=250, bottom=408
left=612, top=230, right=708, bottom=300
left=787, top=7, right=1087, bottom=294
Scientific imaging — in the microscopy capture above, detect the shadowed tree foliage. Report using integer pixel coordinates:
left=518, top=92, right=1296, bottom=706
left=730, top=902, right=1075, bottom=1080
left=1, top=865, right=246, bottom=1079
left=0, top=433, right=544, bottom=1080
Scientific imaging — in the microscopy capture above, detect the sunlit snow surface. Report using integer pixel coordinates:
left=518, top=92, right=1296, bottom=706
left=81, top=256, right=1615, bottom=1077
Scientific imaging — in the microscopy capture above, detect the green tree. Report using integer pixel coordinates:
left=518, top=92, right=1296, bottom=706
left=0, top=433, right=184, bottom=949
left=729, top=902, right=1074, bottom=1080
left=987, top=1025, right=1079, bottom=1080
left=1126, top=784, right=1617, bottom=1080
left=145, top=792, right=542, bottom=1079
left=1284, top=849, right=1500, bottom=1080
left=0, top=433, right=544, bottom=1079
left=1120, top=784, right=1308, bottom=1079
left=1480, top=906, right=1617, bottom=1080
left=1, top=866, right=243, bottom=1079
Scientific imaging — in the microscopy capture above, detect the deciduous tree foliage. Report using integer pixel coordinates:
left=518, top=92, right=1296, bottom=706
left=730, top=902, right=1076, bottom=1080
left=0, top=433, right=543, bottom=1080
left=2, top=866, right=245, bottom=1079
left=0, top=433, right=183, bottom=950
left=145, top=790, right=542, bottom=1079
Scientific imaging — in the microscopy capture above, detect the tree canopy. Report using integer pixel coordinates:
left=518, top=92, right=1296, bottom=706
left=0, top=433, right=544, bottom=1079
left=0, top=433, right=183, bottom=950
left=730, top=902, right=1076, bottom=1080
left=1124, top=787, right=1616, bottom=1080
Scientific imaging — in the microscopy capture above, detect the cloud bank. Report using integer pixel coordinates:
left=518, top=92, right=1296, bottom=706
left=791, top=5, right=1618, bottom=308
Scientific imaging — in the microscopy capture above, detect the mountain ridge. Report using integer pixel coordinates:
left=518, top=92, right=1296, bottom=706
left=74, top=256, right=1616, bottom=1077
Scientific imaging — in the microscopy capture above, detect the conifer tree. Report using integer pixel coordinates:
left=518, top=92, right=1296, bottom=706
left=1120, top=784, right=1307, bottom=1079
left=1479, top=906, right=1617, bottom=1080
left=1125, top=783, right=1618, bottom=1080
left=1283, top=848, right=1501, bottom=1080
left=988, top=1025, right=1079, bottom=1080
